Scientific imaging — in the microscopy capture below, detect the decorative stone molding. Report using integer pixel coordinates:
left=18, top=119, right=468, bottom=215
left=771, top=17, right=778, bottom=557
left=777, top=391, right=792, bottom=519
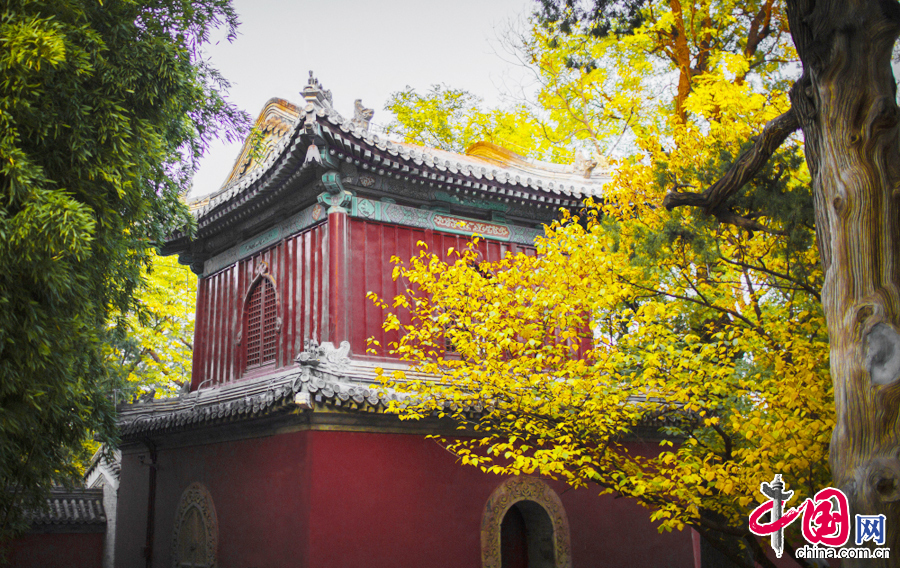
left=322, top=169, right=346, bottom=194
left=352, top=99, right=374, bottom=131
left=481, top=477, right=572, bottom=568
left=172, top=482, right=218, bottom=568
left=432, top=189, right=509, bottom=213
left=357, top=197, right=376, bottom=218
left=253, top=259, right=269, bottom=277
left=573, top=150, right=598, bottom=179
left=347, top=197, right=543, bottom=246
left=302, top=71, right=333, bottom=108
left=295, top=339, right=351, bottom=372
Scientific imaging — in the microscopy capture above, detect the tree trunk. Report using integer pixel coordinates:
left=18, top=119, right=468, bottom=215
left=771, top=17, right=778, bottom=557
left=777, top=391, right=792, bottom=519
left=787, top=0, right=900, bottom=565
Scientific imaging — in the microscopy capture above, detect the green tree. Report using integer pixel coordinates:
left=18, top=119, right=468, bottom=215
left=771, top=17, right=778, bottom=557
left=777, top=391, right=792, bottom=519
left=385, top=84, right=567, bottom=162
left=0, top=0, right=246, bottom=544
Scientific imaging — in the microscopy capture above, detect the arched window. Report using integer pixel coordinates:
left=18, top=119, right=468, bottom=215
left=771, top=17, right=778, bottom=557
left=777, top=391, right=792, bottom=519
left=245, top=277, right=278, bottom=369
left=172, top=483, right=217, bottom=568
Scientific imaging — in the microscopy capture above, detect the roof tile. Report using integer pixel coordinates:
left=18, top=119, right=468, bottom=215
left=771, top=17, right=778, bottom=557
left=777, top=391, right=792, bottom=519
left=25, top=488, right=106, bottom=527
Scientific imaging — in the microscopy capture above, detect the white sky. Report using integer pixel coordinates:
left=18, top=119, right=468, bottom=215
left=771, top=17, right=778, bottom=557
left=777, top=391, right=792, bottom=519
left=191, top=0, right=536, bottom=198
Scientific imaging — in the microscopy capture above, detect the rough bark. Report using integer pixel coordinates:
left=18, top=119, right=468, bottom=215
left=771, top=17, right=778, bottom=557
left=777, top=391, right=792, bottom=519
left=787, top=0, right=900, bottom=565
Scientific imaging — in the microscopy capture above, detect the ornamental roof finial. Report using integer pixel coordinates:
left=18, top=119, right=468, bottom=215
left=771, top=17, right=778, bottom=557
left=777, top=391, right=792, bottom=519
left=352, top=99, right=374, bottom=132
left=302, top=70, right=333, bottom=108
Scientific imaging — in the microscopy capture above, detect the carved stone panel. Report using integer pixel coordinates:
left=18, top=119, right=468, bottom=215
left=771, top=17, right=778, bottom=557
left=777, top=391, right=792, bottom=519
left=481, top=477, right=572, bottom=568
left=172, top=482, right=218, bottom=568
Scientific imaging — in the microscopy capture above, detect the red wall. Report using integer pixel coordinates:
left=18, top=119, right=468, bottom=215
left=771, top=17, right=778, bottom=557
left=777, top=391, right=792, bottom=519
left=348, top=218, right=536, bottom=359
left=191, top=218, right=537, bottom=388
left=306, top=430, right=692, bottom=568
left=115, top=432, right=312, bottom=568
left=5, top=532, right=103, bottom=567
left=115, top=429, right=693, bottom=568
left=193, top=223, right=327, bottom=388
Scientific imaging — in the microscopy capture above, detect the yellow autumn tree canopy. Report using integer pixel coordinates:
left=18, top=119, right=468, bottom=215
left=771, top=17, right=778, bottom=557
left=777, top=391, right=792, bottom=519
left=377, top=2, right=829, bottom=566
left=371, top=198, right=829, bottom=560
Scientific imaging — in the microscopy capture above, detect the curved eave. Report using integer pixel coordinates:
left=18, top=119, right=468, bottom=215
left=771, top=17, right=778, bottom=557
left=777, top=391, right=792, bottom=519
left=116, top=365, right=404, bottom=440
left=313, top=107, right=609, bottom=210
left=164, top=115, right=315, bottom=261
left=164, top=100, right=610, bottom=264
left=220, top=97, right=302, bottom=189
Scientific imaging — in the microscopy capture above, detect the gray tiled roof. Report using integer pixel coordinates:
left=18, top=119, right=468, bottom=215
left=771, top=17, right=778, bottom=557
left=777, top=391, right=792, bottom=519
left=117, top=358, right=679, bottom=440
left=25, top=488, right=106, bottom=527
left=187, top=77, right=610, bottom=227
left=117, top=358, right=411, bottom=439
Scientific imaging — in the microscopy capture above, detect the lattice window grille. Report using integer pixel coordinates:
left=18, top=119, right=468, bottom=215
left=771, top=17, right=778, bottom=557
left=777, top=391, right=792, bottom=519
left=177, top=506, right=210, bottom=568
left=246, top=278, right=277, bottom=368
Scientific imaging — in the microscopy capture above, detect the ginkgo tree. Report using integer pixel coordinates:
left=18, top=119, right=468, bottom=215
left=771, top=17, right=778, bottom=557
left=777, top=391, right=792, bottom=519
left=109, top=251, right=197, bottom=401
left=373, top=202, right=828, bottom=568
left=537, top=0, right=900, bottom=565
left=376, top=2, right=832, bottom=566
left=385, top=85, right=567, bottom=161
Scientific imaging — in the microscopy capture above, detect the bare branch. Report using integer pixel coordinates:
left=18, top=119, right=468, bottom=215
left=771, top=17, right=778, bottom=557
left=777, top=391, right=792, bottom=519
left=717, top=251, right=822, bottom=301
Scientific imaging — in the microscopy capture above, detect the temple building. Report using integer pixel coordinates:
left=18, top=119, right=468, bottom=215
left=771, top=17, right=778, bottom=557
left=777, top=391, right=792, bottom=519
left=113, top=73, right=694, bottom=568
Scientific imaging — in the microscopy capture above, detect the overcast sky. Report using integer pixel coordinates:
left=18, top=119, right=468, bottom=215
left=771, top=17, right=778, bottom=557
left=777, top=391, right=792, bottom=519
left=191, top=0, right=536, bottom=198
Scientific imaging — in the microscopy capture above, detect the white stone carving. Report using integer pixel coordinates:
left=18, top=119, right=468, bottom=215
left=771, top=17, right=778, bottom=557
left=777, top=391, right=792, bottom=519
left=295, top=339, right=351, bottom=372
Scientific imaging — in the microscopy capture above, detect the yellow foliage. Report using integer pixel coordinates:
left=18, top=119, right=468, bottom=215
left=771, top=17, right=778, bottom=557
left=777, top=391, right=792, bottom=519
left=375, top=1, right=829, bottom=561
left=108, top=251, right=196, bottom=399
left=371, top=194, right=831, bottom=534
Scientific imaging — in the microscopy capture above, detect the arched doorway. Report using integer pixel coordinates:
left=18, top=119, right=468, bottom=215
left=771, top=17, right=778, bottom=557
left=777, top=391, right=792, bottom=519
left=500, top=500, right=556, bottom=568
left=481, top=477, right=572, bottom=568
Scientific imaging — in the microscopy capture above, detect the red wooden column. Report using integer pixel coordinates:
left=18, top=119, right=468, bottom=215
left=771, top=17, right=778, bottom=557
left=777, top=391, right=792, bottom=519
left=319, top=173, right=352, bottom=344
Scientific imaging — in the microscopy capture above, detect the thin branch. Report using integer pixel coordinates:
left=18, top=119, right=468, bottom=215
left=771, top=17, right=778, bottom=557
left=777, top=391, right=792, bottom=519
left=718, top=252, right=821, bottom=301
left=618, top=275, right=771, bottom=339
left=713, top=210, right=785, bottom=235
